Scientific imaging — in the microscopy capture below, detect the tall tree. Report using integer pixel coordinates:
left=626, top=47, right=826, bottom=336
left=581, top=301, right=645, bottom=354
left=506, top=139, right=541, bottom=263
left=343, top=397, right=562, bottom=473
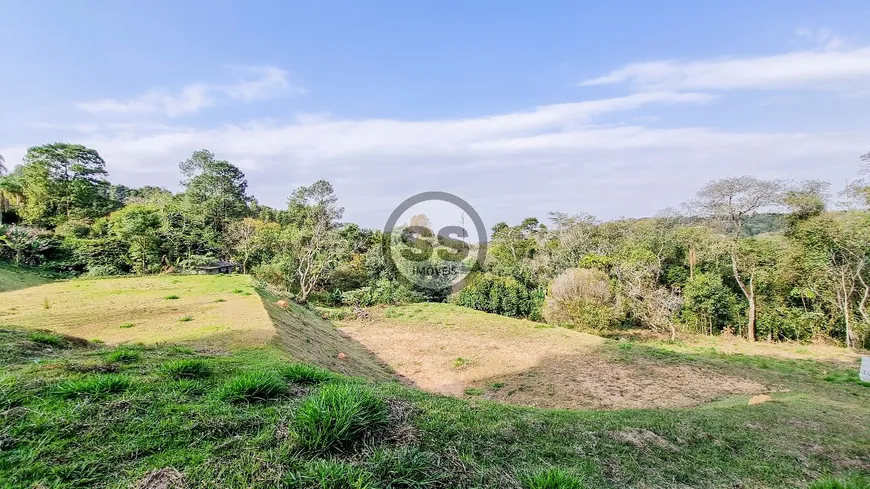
left=689, top=176, right=782, bottom=341
left=20, top=143, right=111, bottom=225
left=179, top=150, right=250, bottom=235
left=286, top=180, right=346, bottom=302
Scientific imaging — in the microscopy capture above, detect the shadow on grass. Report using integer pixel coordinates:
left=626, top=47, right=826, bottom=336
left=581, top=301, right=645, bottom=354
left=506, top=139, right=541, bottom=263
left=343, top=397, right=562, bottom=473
left=255, top=289, right=399, bottom=383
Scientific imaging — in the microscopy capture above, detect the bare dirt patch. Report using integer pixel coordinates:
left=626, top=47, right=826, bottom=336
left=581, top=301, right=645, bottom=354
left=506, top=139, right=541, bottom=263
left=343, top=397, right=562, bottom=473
left=338, top=304, right=766, bottom=410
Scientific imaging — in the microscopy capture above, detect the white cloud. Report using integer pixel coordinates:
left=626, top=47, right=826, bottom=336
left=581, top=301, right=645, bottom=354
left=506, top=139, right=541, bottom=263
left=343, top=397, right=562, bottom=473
left=25, top=90, right=861, bottom=228
left=580, top=47, right=870, bottom=92
left=795, top=27, right=846, bottom=51
left=75, top=66, right=303, bottom=117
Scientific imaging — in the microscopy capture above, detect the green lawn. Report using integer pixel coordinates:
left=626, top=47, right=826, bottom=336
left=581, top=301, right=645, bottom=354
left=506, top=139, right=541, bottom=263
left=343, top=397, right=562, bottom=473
left=0, top=327, right=868, bottom=488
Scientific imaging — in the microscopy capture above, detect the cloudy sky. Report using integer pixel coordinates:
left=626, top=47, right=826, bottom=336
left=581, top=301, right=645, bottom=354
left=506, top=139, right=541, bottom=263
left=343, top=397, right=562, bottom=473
left=2, top=1, right=869, bottom=229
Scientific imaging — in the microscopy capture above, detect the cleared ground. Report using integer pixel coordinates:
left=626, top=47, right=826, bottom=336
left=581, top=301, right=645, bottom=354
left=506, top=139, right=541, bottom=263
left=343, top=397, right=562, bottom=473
left=337, top=303, right=860, bottom=410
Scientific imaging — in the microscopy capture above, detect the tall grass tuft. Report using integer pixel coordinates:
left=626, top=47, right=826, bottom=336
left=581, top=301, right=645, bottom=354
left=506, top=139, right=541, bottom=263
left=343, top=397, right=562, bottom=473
left=293, top=383, right=387, bottom=454
left=809, top=476, right=870, bottom=489
left=28, top=331, right=65, bottom=347
left=161, top=359, right=212, bottom=379
left=106, top=348, right=141, bottom=364
left=289, top=459, right=374, bottom=489
left=55, top=375, right=132, bottom=398
left=367, top=446, right=448, bottom=488
left=280, top=363, right=336, bottom=385
left=219, top=371, right=287, bottom=403
left=521, top=468, right=584, bottom=489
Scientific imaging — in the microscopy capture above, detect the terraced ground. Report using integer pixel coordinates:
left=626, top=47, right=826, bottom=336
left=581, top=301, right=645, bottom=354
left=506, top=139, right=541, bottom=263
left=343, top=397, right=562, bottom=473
left=1, top=267, right=868, bottom=488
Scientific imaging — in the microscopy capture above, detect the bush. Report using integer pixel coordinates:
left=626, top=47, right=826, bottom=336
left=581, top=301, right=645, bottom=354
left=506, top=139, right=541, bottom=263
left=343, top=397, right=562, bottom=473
left=452, top=273, right=543, bottom=319
left=280, top=363, right=335, bottom=385
left=293, top=383, right=388, bottom=454
left=55, top=375, right=132, bottom=398
left=542, top=268, right=621, bottom=330
left=342, top=279, right=424, bottom=307
left=164, top=294, right=180, bottom=300
left=219, top=371, right=287, bottom=403
left=161, top=359, right=212, bottom=379
left=521, top=468, right=584, bottom=489
left=106, top=348, right=140, bottom=364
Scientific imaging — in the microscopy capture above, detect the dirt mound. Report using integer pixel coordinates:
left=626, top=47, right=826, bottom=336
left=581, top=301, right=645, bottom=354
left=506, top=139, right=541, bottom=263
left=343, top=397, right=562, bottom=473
left=339, top=304, right=766, bottom=410
left=135, top=468, right=185, bottom=489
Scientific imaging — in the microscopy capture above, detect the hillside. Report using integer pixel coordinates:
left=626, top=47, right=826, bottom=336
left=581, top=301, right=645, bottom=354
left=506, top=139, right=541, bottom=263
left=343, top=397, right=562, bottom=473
left=0, top=263, right=54, bottom=293
left=0, top=272, right=868, bottom=488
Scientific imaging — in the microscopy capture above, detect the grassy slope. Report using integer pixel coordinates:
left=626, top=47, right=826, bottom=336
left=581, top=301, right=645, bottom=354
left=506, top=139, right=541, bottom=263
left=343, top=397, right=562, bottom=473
left=0, top=274, right=868, bottom=488
left=0, top=329, right=868, bottom=488
left=0, top=263, right=54, bottom=293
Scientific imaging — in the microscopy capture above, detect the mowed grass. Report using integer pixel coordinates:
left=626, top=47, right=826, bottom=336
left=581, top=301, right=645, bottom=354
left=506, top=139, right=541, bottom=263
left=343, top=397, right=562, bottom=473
left=0, top=274, right=274, bottom=348
left=0, top=262, right=54, bottom=293
left=0, top=328, right=867, bottom=488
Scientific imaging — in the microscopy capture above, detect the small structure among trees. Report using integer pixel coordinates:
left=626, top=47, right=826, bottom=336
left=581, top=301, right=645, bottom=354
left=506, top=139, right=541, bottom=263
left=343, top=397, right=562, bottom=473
left=192, top=261, right=237, bottom=275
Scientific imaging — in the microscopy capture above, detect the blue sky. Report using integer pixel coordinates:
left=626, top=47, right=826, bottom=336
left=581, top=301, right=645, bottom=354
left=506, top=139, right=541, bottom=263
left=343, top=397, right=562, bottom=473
left=2, top=1, right=870, bottom=229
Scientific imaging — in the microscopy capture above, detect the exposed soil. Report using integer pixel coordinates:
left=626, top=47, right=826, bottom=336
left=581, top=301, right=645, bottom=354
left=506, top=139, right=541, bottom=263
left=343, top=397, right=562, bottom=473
left=339, top=305, right=766, bottom=410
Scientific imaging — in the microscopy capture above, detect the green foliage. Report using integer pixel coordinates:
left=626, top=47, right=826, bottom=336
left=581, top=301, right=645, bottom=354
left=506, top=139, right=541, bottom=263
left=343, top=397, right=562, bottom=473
left=161, top=359, right=212, bottom=379
left=280, top=363, right=336, bottom=384
left=808, top=475, right=870, bottom=489
left=54, top=374, right=131, bottom=398
left=290, top=460, right=374, bottom=489
left=106, top=348, right=141, bottom=364
left=366, top=446, right=449, bottom=488
left=452, top=273, right=543, bottom=319
left=219, top=371, right=287, bottom=403
left=341, top=278, right=424, bottom=307
left=27, top=330, right=65, bottom=347
left=164, top=294, right=180, bottom=300
left=293, top=383, right=388, bottom=454
left=543, top=268, right=622, bottom=330
left=178, top=315, right=193, bottom=322
left=119, top=322, right=134, bottom=329
left=521, top=468, right=585, bottom=489
left=680, top=272, right=738, bottom=334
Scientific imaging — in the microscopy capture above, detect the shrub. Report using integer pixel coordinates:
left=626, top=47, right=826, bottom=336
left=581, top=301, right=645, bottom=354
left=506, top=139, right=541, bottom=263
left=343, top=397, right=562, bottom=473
left=178, top=316, right=193, bottom=322
left=161, top=359, right=212, bottom=379
left=367, top=446, right=448, bottom=488
left=119, top=322, right=134, bottom=329
left=280, top=363, right=335, bottom=385
left=164, top=294, right=180, bottom=300
left=55, top=375, right=131, bottom=398
left=293, top=383, right=388, bottom=454
left=521, top=468, right=584, bottom=489
left=219, top=371, right=287, bottom=403
left=106, top=348, right=140, bottom=364
left=542, top=268, right=621, bottom=330
left=452, top=273, right=543, bottom=319
left=28, top=331, right=65, bottom=347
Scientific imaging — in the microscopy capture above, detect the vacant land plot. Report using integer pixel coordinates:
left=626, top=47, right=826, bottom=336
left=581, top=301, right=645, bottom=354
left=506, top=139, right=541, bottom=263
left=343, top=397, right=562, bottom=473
left=338, top=303, right=772, bottom=409
left=0, top=274, right=274, bottom=348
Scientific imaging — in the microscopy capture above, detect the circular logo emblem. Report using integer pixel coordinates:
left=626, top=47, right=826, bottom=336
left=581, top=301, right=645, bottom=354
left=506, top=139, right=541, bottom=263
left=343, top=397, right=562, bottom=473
left=382, top=192, right=487, bottom=293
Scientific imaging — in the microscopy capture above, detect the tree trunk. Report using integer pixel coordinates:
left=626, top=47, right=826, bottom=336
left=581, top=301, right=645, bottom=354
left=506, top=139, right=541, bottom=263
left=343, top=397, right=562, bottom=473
left=731, top=251, right=756, bottom=341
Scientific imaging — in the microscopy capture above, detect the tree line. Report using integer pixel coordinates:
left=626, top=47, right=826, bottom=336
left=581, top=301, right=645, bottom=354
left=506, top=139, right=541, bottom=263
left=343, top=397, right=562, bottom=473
left=2, top=143, right=869, bottom=348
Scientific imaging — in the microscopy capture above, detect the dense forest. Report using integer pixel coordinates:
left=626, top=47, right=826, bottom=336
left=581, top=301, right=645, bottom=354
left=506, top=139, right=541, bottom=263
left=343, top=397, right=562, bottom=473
left=2, top=144, right=869, bottom=348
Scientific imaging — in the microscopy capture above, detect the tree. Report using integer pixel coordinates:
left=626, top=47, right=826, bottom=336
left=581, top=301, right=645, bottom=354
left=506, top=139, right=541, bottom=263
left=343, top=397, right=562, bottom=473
left=543, top=268, right=622, bottom=329
left=110, top=204, right=162, bottom=274
left=179, top=150, right=250, bottom=236
left=19, top=143, right=111, bottom=225
left=0, top=175, right=24, bottom=225
left=225, top=218, right=276, bottom=273
left=286, top=180, right=346, bottom=302
left=689, top=176, right=782, bottom=341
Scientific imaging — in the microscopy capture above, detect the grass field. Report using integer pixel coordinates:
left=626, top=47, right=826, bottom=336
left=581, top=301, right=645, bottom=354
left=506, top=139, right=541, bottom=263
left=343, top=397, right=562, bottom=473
left=1, top=266, right=869, bottom=488
left=0, top=262, right=55, bottom=293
